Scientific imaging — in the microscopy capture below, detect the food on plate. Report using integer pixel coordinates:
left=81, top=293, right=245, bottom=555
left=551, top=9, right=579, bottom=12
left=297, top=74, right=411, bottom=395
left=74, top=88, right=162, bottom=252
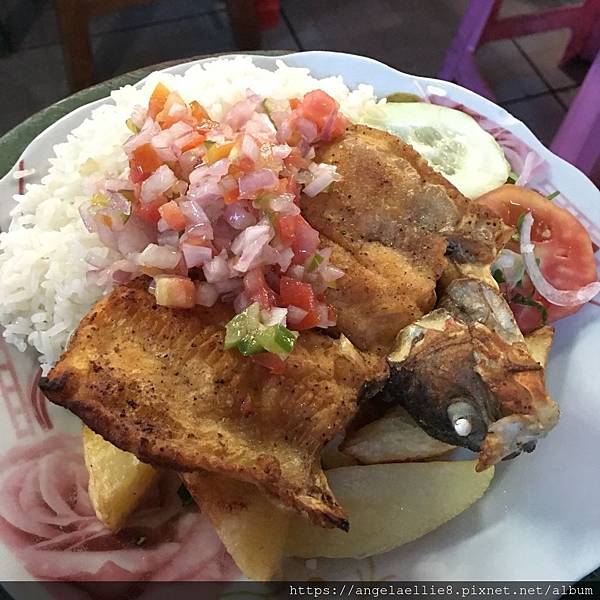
left=40, top=278, right=388, bottom=529
left=478, top=185, right=600, bottom=332
left=182, top=472, right=290, bottom=580
left=361, top=101, right=510, bottom=199
left=1, top=56, right=598, bottom=581
left=341, top=406, right=454, bottom=464
left=385, top=279, right=559, bottom=469
left=286, top=461, right=494, bottom=559
left=83, top=425, right=160, bottom=531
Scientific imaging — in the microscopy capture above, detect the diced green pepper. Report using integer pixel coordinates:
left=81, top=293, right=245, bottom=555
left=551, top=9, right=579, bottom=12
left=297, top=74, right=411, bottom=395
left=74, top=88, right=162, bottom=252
left=237, top=334, right=264, bottom=356
left=126, top=118, right=140, bottom=134
left=306, top=253, right=324, bottom=272
left=224, top=303, right=261, bottom=350
left=258, top=324, right=298, bottom=355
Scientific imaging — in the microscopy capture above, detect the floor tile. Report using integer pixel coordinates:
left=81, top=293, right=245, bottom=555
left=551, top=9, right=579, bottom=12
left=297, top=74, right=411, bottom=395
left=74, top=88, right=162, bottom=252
left=557, top=86, right=580, bottom=108
left=0, top=43, right=68, bottom=136
left=502, top=93, right=566, bottom=146
left=475, top=39, right=548, bottom=102
left=515, top=30, right=588, bottom=90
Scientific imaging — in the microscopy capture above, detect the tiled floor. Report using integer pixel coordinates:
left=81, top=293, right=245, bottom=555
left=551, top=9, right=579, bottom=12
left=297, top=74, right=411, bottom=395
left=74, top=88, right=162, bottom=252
left=0, top=0, right=590, bottom=148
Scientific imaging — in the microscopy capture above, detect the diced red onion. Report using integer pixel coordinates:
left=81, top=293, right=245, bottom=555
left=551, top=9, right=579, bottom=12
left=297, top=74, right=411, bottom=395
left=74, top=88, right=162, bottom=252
left=154, top=146, right=178, bottom=163
left=182, top=243, right=213, bottom=268
left=138, top=243, right=181, bottom=269
left=215, top=277, right=243, bottom=295
left=203, top=250, right=231, bottom=283
left=140, top=165, right=177, bottom=204
left=104, top=178, right=134, bottom=192
left=79, top=205, right=96, bottom=233
left=320, top=264, right=345, bottom=283
left=233, top=291, right=251, bottom=313
left=231, top=224, right=273, bottom=273
left=224, top=203, right=257, bottom=230
left=241, top=134, right=260, bottom=163
left=157, top=230, right=180, bottom=247
left=211, top=217, right=237, bottom=252
left=271, top=144, right=292, bottom=160
left=287, top=305, right=308, bottom=326
left=117, top=220, right=152, bottom=254
left=520, top=212, right=600, bottom=306
left=85, top=248, right=111, bottom=269
left=123, top=120, right=161, bottom=154
left=130, top=104, right=147, bottom=129
left=275, top=247, right=294, bottom=272
left=94, top=221, right=118, bottom=250
left=189, top=159, right=230, bottom=185
left=86, top=268, right=111, bottom=287
left=286, top=265, right=305, bottom=280
left=316, top=302, right=336, bottom=328
left=108, top=192, right=131, bottom=215
left=157, top=217, right=170, bottom=233
left=180, top=200, right=214, bottom=239
left=270, top=193, right=300, bottom=215
left=238, top=169, right=279, bottom=199
left=195, top=282, right=218, bottom=307
left=243, top=113, right=277, bottom=138
left=225, top=95, right=262, bottom=131
left=261, top=307, right=287, bottom=327
left=303, top=163, right=341, bottom=197
left=295, top=117, right=318, bottom=143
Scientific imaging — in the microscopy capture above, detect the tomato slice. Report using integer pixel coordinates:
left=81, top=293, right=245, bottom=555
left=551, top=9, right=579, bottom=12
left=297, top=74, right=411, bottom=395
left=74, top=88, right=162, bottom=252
left=129, top=143, right=162, bottom=183
left=477, top=184, right=598, bottom=332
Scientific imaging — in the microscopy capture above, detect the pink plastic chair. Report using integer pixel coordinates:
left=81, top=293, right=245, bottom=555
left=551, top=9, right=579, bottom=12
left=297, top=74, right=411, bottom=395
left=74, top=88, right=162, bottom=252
left=439, top=0, right=600, bottom=177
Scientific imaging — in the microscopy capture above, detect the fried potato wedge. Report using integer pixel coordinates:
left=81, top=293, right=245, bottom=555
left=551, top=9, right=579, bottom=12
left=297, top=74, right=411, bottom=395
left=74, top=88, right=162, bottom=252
left=341, top=406, right=454, bottom=464
left=286, top=461, right=494, bottom=559
left=182, top=472, right=289, bottom=581
left=83, top=426, right=160, bottom=531
left=524, top=326, right=554, bottom=367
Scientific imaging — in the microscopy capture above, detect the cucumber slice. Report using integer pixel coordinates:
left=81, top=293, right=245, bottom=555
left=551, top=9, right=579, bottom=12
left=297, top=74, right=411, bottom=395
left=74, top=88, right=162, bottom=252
left=362, top=102, right=510, bottom=199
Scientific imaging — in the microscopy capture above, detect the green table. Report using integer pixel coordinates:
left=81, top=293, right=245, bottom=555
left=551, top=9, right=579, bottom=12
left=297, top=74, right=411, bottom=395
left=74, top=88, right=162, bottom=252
left=0, top=52, right=598, bottom=585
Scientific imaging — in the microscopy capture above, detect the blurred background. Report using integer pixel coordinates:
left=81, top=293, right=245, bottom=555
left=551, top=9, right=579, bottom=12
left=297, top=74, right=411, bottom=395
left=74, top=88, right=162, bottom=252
left=0, top=0, right=597, bottom=177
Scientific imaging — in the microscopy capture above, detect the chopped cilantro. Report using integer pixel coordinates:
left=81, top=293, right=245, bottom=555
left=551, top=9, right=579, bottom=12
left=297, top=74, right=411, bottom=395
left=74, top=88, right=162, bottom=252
left=546, top=190, right=560, bottom=201
left=511, top=212, right=526, bottom=242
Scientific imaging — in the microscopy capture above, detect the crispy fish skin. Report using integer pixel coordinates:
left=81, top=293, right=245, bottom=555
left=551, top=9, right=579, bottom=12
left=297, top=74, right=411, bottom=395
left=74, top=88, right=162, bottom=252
left=300, top=125, right=510, bottom=353
left=40, top=279, right=388, bottom=530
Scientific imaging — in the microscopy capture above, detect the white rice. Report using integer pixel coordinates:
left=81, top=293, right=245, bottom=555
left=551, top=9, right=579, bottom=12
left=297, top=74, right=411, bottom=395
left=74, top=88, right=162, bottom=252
left=0, top=57, right=381, bottom=373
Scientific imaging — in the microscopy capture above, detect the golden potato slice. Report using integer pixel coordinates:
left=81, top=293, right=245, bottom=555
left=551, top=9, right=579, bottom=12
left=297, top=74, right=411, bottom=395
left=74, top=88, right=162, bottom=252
left=524, top=326, right=554, bottom=367
left=182, top=472, right=290, bottom=581
left=341, top=406, right=454, bottom=464
left=286, top=461, right=494, bottom=559
left=82, top=426, right=160, bottom=532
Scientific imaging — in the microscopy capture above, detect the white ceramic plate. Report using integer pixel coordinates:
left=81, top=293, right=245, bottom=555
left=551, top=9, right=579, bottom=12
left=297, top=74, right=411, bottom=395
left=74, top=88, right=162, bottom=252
left=0, top=51, right=599, bottom=585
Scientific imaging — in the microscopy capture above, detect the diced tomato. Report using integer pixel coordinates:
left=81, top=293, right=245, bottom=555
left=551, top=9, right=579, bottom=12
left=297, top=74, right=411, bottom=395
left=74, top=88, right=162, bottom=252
left=287, top=176, right=301, bottom=200
left=296, top=90, right=348, bottom=141
left=157, top=91, right=188, bottom=128
left=327, top=113, right=348, bottom=140
left=205, top=142, right=235, bottom=165
left=291, top=215, right=320, bottom=263
left=289, top=98, right=301, bottom=110
left=224, top=188, right=240, bottom=205
left=251, top=352, right=286, bottom=374
left=190, top=101, right=209, bottom=122
left=284, top=148, right=309, bottom=170
left=148, top=83, right=170, bottom=119
left=159, top=201, right=186, bottom=231
left=134, top=196, right=165, bottom=225
left=244, top=268, right=278, bottom=309
left=279, top=276, right=319, bottom=329
left=177, top=132, right=205, bottom=153
left=276, top=215, right=298, bottom=246
left=129, top=143, right=163, bottom=183
left=154, top=276, right=195, bottom=309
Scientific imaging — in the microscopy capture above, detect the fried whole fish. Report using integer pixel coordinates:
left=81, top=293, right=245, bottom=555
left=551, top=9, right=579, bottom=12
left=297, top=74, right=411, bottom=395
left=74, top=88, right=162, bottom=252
left=40, top=279, right=388, bottom=530
left=301, top=125, right=510, bottom=353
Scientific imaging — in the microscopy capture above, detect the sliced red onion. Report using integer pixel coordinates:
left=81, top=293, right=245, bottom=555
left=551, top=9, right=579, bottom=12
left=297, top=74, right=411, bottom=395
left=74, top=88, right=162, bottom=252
left=520, top=212, right=600, bottom=306
left=287, top=305, right=308, bottom=326
left=303, top=163, right=342, bottom=197
left=157, top=229, right=180, bottom=248
left=492, top=249, right=525, bottom=289
left=203, top=250, right=231, bottom=283
left=261, top=307, right=287, bottom=327
left=233, top=291, right=252, bottom=313
left=140, top=165, right=177, bottom=204
left=182, top=243, right=213, bottom=268
left=195, top=282, right=218, bottom=307
left=238, top=169, right=279, bottom=199
left=224, top=203, right=257, bottom=230
left=231, top=224, right=273, bottom=273
left=138, top=243, right=181, bottom=269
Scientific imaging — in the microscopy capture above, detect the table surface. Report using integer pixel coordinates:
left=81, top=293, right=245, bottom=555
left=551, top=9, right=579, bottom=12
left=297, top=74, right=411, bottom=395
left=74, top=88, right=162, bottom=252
left=0, top=51, right=598, bottom=585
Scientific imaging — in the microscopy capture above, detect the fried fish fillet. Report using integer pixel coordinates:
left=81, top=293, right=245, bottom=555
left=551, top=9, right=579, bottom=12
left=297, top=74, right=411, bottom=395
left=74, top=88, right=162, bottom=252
left=40, top=279, right=388, bottom=529
left=301, top=125, right=510, bottom=353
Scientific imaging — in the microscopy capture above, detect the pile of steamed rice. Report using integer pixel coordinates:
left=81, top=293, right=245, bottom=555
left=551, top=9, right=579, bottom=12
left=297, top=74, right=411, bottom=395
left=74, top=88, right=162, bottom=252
left=0, top=57, right=381, bottom=373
